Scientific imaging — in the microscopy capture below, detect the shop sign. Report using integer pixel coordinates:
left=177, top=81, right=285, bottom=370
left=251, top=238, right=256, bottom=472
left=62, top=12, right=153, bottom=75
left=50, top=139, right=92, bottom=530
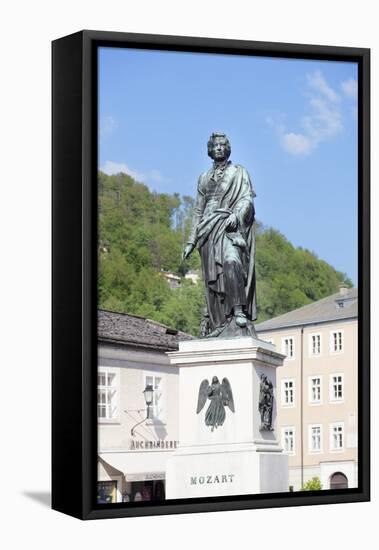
left=125, top=472, right=165, bottom=482
left=130, top=440, right=179, bottom=450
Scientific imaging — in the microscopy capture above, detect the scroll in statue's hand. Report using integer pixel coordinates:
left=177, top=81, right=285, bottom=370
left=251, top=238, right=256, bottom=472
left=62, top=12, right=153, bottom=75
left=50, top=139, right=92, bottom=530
left=225, top=212, right=238, bottom=231
left=182, top=243, right=195, bottom=261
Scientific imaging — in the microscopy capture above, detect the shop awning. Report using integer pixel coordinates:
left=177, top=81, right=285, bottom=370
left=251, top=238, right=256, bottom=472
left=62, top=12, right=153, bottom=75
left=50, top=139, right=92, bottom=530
left=99, top=450, right=171, bottom=482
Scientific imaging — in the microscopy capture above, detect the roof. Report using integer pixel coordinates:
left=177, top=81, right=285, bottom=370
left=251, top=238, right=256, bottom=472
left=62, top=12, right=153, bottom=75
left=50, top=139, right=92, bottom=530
left=255, top=288, right=358, bottom=332
left=98, top=309, right=193, bottom=351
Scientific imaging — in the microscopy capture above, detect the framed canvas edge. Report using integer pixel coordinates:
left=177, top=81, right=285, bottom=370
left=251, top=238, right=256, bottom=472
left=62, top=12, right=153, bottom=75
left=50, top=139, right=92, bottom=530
left=52, top=30, right=370, bottom=520
left=52, top=31, right=86, bottom=520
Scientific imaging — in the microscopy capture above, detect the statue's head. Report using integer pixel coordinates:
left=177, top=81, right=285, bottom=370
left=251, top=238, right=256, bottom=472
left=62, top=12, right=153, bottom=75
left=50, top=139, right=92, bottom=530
left=212, top=376, right=219, bottom=384
left=207, top=132, right=231, bottom=161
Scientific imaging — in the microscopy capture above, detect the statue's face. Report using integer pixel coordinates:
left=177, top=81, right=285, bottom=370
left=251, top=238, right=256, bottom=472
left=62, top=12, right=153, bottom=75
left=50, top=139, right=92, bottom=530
left=210, top=137, right=229, bottom=162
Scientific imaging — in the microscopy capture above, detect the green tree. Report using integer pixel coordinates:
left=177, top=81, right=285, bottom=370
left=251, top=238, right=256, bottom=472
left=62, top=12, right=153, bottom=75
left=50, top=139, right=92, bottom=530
left=156, top=279, right=206, bottom=336
left=301, top=477, right=322, bottom=491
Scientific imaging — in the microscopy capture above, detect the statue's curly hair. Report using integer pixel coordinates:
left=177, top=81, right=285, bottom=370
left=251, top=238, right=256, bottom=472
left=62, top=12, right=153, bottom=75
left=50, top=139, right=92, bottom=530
left=207, top=132, right=231, bottom=159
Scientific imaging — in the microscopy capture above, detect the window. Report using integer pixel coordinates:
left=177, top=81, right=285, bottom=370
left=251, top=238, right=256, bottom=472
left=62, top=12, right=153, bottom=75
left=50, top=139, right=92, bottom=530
left=330, top=423, right=344, bottom=450
left=145, top=374, right=165, bottom=421
left=282, top=337, right=295, bottom=359
left=309, top=376, right=322, bottom=404
left=282, top=427, right=295, bottom=454
left=281, top=379, right=295, bottom=407
left=330, top=374, right=344, bottom=402
left=309, top=424, right=322, bottom=453
left=330, top=330, right=344, bottom=353
left=97, top=369, right=119, bottom=420
left=310, top=333, right=321, bottom=356
left=97, top=481, right=117, bottom=504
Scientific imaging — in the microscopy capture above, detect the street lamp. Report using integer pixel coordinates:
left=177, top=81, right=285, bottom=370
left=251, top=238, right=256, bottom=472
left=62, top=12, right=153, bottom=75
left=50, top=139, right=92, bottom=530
left=130, top=383, right=154, bottom=436
left=143, top=384, right=154, bottom=418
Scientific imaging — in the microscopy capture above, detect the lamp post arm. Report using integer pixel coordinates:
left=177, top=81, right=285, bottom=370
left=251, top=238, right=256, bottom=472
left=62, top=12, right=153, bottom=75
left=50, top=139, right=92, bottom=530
left=130, top=405, right=151, bottom=436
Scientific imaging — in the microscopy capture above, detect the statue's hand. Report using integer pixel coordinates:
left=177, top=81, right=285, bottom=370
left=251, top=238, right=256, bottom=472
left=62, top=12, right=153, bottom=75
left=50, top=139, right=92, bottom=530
left=182, top=243, right=195, bottom=261
left=225, top=212, right=238, bottom=231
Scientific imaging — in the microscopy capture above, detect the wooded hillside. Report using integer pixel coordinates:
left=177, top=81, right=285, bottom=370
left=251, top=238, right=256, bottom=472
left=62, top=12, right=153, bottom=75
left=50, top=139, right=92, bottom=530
left=98, top=171, right=352, bottom=336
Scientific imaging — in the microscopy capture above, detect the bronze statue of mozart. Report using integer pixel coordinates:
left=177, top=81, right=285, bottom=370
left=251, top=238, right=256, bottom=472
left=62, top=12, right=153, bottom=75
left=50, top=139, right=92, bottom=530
left=183, top=132, right=257, bottom=338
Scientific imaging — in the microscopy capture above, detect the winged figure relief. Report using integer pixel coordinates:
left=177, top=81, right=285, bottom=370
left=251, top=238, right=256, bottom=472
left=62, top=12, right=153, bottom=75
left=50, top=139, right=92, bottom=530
left=196, top=376, right=235, bottom=431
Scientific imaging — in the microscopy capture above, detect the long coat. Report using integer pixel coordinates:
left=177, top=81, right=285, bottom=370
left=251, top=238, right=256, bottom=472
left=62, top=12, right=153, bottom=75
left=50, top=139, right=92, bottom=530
left=188, top=162, right=257, bottom=330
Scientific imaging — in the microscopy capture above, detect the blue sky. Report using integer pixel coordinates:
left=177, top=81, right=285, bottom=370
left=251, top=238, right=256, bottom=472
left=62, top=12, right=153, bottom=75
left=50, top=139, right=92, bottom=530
left=99, top=47, right=358, bottom=283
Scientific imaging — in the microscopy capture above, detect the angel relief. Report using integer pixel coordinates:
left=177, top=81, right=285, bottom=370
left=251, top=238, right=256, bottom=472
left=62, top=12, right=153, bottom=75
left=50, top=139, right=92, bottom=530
left=196, top=376, right=235, bottom=431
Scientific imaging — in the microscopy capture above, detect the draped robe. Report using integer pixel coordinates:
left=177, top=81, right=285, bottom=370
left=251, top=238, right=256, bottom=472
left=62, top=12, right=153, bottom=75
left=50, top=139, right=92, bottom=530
left=188, top=162, right=257, bottom=332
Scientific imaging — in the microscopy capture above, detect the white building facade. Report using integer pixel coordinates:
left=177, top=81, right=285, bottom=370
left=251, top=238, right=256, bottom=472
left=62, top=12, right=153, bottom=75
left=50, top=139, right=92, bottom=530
left=97, top=310, right=190, bottom=503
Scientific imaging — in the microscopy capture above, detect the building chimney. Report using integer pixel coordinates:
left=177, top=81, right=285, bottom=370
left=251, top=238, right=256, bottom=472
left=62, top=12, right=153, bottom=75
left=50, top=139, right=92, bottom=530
left=339, top=283, right=349, bottom=296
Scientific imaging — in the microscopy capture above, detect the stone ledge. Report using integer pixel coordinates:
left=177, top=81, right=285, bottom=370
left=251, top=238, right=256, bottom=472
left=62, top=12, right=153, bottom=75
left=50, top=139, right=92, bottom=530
left=168, top=336, right=286, bottom=367
left=174, top=441, right=284, bottom=456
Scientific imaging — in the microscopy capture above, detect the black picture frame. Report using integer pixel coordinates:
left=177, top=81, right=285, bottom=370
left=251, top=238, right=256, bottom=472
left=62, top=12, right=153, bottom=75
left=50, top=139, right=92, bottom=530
left=52, top=30, right=370, bottom=520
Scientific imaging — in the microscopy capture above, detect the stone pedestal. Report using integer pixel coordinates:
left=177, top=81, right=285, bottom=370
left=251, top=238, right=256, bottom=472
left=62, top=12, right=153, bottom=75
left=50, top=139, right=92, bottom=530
left=165, top=337, right=288, bottom=499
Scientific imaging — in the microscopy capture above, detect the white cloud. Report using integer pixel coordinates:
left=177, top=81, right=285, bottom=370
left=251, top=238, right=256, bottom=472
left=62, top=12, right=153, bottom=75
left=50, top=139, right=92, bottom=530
left=147, top=169, right=166, bottom=183
left=100, top=115, right=118, bottom=138
left=341, top=78, right=358, bottom=99
left=302, top=98, right=343, bottom=140
left=101, top=161, right=135, bottom=176
left=101, top=160, right=166, bottom=185
left=268, top=70, right=343, bottom=156
left=281, top=133, right=313, bottom=155
left=307, top=70, right=340, bottom=103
